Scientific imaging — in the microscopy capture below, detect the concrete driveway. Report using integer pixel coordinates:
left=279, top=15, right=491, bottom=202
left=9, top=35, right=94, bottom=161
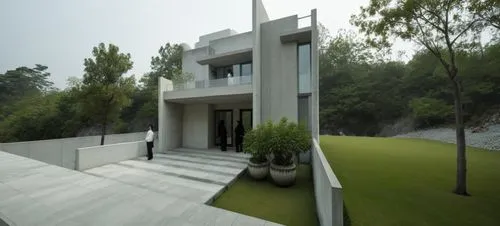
left=0, top=149, right=282, bottom=226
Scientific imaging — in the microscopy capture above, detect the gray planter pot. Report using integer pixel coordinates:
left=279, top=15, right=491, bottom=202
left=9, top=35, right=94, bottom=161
left=270, top=162, right=297, bottom=187
left=248, top=160, right=269, bottom=180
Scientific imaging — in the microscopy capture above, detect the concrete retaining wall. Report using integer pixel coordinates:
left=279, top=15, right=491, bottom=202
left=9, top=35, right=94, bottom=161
left=0, top=132, right=158, bottom=170
left=76, top=141, right=146, bottom=171
left=312, top=139, right=343, bottom=226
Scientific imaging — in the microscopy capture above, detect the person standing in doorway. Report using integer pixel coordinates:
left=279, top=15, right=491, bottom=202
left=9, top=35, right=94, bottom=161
left=235, top=120, right=245, bottom=152
left=145, top=124, right=155, bottom=160
left=218, top=120, right=227, bottom=152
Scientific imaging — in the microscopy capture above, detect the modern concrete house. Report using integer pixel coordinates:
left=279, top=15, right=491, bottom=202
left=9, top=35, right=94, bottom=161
left=158, top=0, right=319, bottom=155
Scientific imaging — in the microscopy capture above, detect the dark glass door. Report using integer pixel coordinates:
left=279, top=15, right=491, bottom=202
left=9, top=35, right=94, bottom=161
left=239, top=109, right=253, bottom=132
left=215, top=110, right=233, bottom=147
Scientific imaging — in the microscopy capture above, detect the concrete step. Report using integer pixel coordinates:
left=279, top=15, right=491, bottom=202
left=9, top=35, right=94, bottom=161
left=166, top=150, right=249, bottom=164
left=119, top=160, right=234, bottom=185
left=155, top=154, right=247, bottom=169
left=142, top=157, right=242, bottom=176
left=171, top=148, right=250, bottom=160
left=84, top=164, right=223, bottom=196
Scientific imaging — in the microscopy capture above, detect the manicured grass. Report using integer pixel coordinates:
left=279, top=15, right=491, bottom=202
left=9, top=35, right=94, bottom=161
left=321, top=136, right=500, bottom=226
left=212, top=164, right=318, bottom=226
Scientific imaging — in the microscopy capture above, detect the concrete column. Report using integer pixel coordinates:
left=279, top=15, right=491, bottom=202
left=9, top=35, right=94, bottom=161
left=311, top=9, right=320, bottom=143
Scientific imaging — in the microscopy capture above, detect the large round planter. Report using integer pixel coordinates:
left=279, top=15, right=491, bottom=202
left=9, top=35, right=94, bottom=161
left=248, top=160, right=269, bottom=180
left=270, top=162, right=297, bottom=187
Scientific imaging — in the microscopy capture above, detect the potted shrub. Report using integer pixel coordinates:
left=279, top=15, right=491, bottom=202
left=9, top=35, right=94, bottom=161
left=269, top=117, right=311, bottom=187
left=243, top=121, right=273, bottom=180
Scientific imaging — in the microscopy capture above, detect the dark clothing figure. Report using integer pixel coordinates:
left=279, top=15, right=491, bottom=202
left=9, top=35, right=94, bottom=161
left=218, top=120, right=227, bottom=152
left=235, top=121, right=245, bottom=152
left=146, top=142, right=154, bottom=160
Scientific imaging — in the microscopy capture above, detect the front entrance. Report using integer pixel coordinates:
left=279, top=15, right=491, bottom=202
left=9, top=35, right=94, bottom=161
left=215, top=110, right=233, bottom=147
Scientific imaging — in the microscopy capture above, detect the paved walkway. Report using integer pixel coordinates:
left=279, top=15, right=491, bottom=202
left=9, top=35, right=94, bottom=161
left=0, top=149, right=283, bottom=226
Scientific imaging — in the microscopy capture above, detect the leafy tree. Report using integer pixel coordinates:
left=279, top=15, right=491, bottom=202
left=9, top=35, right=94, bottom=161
left=128, top=43, right=183, bottom=131
left=470, top=0, right=500, bottom=29
left=351, top=0, right=496, bottom=195
left=0, top=65, right=54, bottom=105
left=144, top=43, right=183, bottom=87
left=409, top=97, right=454, bottom=127
left=80, top=43, right=135, bottom=145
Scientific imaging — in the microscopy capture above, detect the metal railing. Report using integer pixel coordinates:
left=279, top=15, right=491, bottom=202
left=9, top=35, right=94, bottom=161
left=166, top=75, right=252, bottom=91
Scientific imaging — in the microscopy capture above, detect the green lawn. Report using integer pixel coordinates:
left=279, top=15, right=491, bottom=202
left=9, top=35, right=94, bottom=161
left=212, top=164, right=318, bottom=226
left=320, top=136, right=500, bottom=226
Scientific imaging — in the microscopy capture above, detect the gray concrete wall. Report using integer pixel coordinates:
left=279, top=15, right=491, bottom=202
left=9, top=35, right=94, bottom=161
left=195, top=29, right=238, bottom=48
left=251, top=0, right=269, bottom=128
left=0, top=132, right=156, bottom=170
left=209, top=32, right=253, bottom=55
left=312, top=139, right=343, bottom=226
left=164, top=84, right=252, bottom=101
left=260, top=16, right=299, bottom=123
left=311, top=9, right=320, bottom=142
left=183, top=104, right=210, bottom=149
left=164, top=102, right=183, bottom=150
left=183, top=47, right=209, bottom=82
left=76, top=141, right=146, bottom=171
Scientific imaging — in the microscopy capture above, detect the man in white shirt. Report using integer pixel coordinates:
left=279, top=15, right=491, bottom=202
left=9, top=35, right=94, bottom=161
left=145, top=124, right=155, bottom=160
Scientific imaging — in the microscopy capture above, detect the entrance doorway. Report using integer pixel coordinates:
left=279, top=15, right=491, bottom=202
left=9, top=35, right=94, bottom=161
left=215, top=110, right=233, bottom=147
left=239, top=109, right=253, bottom=131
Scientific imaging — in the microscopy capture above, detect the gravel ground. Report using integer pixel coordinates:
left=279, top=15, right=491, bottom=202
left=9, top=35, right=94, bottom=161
left=394, top=124, right=500, bottom=151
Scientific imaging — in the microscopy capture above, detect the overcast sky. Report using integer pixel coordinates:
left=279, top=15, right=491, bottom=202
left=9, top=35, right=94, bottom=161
left=0, top=0, right=416, bottom=89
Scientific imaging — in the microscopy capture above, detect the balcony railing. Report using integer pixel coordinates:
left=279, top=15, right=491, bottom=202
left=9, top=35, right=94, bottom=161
left=166, top=75, right=252, bottom=91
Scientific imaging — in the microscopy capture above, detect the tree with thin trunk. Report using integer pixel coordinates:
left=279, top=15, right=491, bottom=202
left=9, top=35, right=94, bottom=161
left=81, top=43, right=135, bottom=145
left=351, top=0, right=497, bottom=196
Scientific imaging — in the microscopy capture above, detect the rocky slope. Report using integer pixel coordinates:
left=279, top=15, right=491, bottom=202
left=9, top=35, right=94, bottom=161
left=394, top=124, right=500, bottom=151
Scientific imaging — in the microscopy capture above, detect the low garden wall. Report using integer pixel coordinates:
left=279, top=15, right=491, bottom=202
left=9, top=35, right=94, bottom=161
left=0, top=132, right=158, bottom=170
left=312, top=139, right=343, bottom=226
left=76, top=141, right=147, bottom=171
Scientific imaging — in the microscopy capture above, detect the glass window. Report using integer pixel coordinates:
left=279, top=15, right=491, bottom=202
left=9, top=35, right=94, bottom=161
left=298, top=43, right=311, bottom=93
left=233, top=64, right=241, bottom=77
left=298, top=96, right=311, bottom=131
left=241, top=63, right=252, bottom=77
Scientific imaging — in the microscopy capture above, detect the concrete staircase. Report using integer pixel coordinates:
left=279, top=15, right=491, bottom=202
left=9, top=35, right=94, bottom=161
left=84, top=148, right=250, bottom=204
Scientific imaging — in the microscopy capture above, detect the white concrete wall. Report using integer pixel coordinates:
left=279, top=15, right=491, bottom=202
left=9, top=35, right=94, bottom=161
left=195, top=29, right=238, bottom=48
left=260, top=16, right=299, bottom=123
left=209, top=32, right=253, bottom=55
left=159, top=77, right=183, bottom=152
left=311, top=9, right=320, bottom=142
left=0, top=132, right=156, bottom=170
left=252, top=0, right=269, bottom=128
left=76, top=141, right=146, bottom=171
left=183, top=47, right=210, bottom=81
left=163, top=84, right=252, bottom=101
left=183, top=104, right=210, bottom=149
left=312, top=139, right=343, bottom=226
left=164, top=102, right=183, bottom=150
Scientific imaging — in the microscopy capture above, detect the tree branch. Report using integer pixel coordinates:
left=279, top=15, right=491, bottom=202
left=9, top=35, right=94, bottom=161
left=451, top=19, right=482, bottom=45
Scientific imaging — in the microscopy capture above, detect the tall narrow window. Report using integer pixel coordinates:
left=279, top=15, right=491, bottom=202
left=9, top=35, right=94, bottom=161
left=298, top=43, right=311, bottom=93
left=240, top=62, right=252, bottom=84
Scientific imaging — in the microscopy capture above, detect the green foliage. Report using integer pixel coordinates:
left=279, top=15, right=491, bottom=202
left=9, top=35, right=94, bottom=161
left=269, top=118, right=312, bottom=166
left=149, top=43, right=183, bottom=81
left=0, top=64, right=54, bottom=105
left=243, top=121, right=273, bottom=163
left=0, top=92, right=61, bottom=142
left=80, top=43, right=136, bottom=144
left=409, top=97, right=454, bottom=127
